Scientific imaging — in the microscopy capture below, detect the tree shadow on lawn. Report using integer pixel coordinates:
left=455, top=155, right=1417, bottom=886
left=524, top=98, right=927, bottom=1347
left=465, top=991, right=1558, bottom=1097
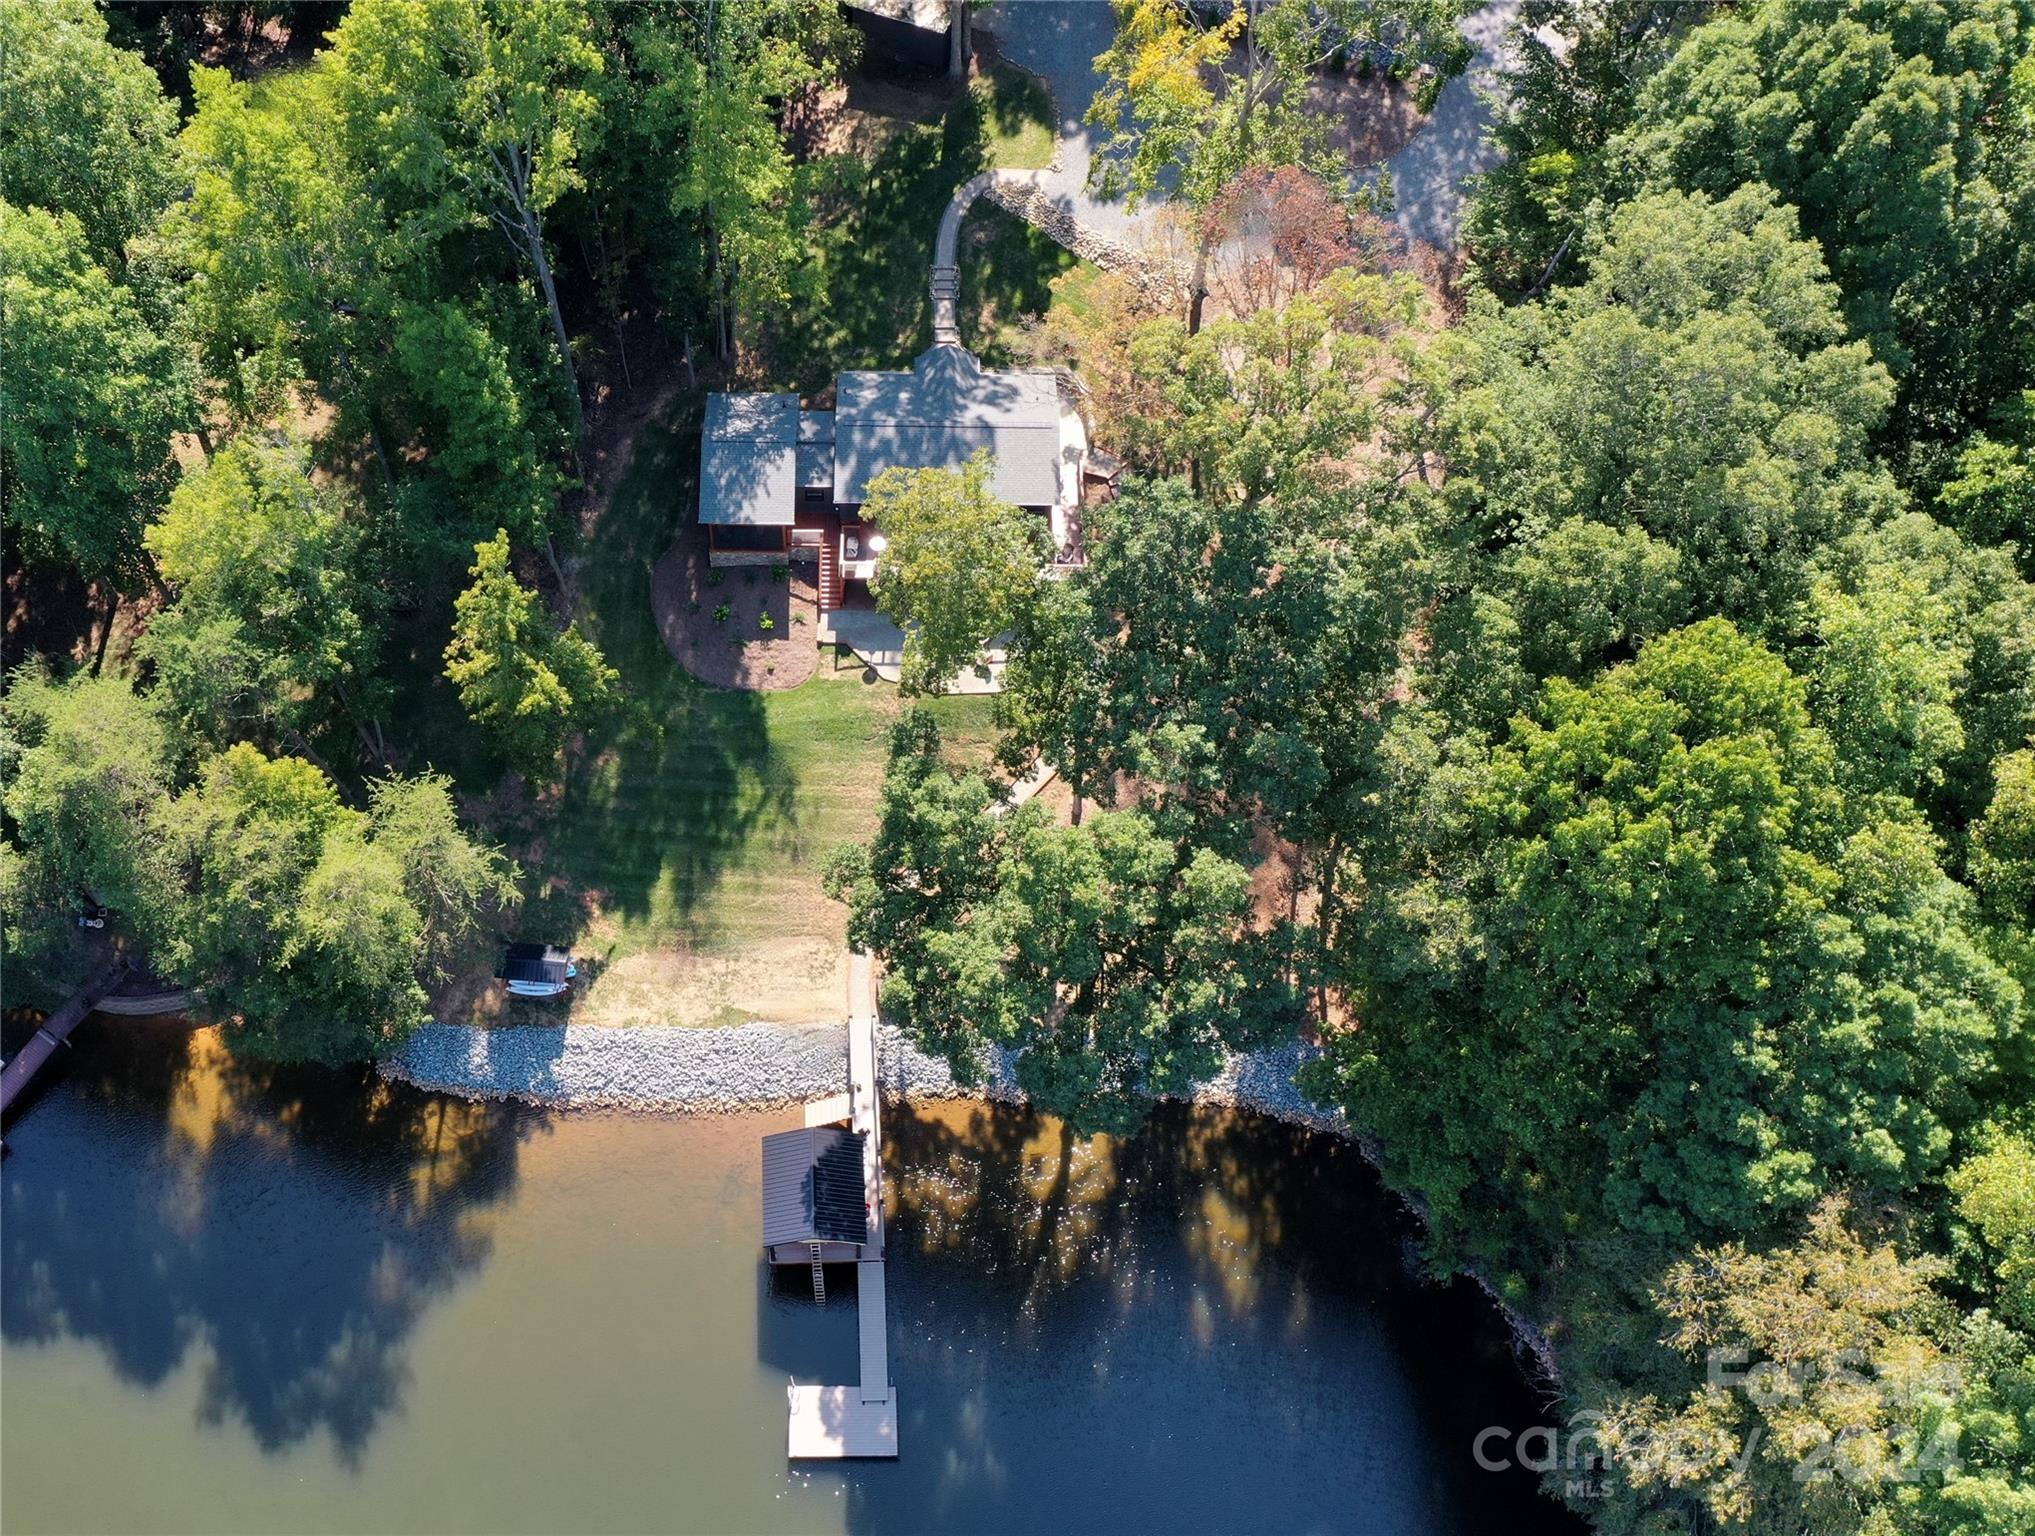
left=518, top=390, right=804, bottom=945
left=956, top=203, right=1080, bottom=366
left=775, top=74, right=1066, bottom=392
left=524, top=677, right=800, bottom=947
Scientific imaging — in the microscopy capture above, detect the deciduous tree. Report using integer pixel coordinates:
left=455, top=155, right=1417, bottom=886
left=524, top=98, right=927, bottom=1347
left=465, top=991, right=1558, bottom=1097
left=443, top=529, right=618, bottom=777
left=149, top=744, right=484, bottom=1064
left=826, top=710, right=1301, bottom=1134
left=866, top=452, right=1045, bottom=695
left=367, top=772, right=520, bottom=983
left=0, top=202, right=193, bottom=588
left=0, top=0, right=181, bottom=268
left=139, top=434, right=381, bottom=755
left=1437, top=185, right=1898, bottom=633
left=1312, top=620, right=2018, bottom=1278
left=626, top=0, right=845, bottom=357
left=0, top=667, right=173, bottom=927
left=1615, top=0, right=2035, bottom=462
left=1598, top=1200, right=1961, bottom=1536
left=331, top=0, right=603, bottom=422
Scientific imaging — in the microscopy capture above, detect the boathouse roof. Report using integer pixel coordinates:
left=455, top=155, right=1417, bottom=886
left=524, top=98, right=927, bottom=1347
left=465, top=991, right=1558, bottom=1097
left=762, top=1125, right=869, bottom=1247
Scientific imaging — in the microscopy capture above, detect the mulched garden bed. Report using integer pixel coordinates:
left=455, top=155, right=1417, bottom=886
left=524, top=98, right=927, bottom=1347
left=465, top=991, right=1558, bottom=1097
left=651, top=517, right=819, bottom=691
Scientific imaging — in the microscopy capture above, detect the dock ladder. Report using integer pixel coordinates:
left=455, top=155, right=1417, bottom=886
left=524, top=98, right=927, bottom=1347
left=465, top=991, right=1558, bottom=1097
left=809, top=1242, right=826, bottom=1304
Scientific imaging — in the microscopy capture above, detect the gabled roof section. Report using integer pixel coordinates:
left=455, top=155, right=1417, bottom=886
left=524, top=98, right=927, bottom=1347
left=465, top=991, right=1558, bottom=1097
left=796, top=410, right=836, bottom=489
left=762, top=1125, right=869, bottom=1247
left=700, top=392, right=799, bottom=526
left=834, top=346, right=1062, bottom=508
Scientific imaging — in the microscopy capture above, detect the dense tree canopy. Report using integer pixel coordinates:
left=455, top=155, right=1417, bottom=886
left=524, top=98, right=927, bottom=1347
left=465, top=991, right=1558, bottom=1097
left=330, top=0, right=602, bottom=419
left=366, top=772, right=520, bottom=984
left=1460, top=0, right=1682, bottom=296
left=151, top=745, right=424, bottom=1062
left=0, top=0, right=182, bottom=269
left=0, top=201, right=193, bottom=587
left=1614, top=0, right=2035, bottom=460
left=0, top=668, right=172, bottom=924
left=1438, top=185, right=1898, bottom=637
left=1313, top=620, right=2018, bottom=1272
left=827, top=711, right=1301, bottom=1134
left=140, top=434, right=380, bottom=752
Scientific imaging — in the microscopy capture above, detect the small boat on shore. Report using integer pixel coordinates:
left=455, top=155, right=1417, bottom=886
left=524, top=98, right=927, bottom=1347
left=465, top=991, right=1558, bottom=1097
left=496, top=944, right=576, bottom=999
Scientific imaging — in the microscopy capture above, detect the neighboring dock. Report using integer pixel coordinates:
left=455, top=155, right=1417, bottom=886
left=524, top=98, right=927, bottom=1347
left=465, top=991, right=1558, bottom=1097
left=1, top=960, right=128, bottom=1123
left=785, top=950, right=898, bottom=1459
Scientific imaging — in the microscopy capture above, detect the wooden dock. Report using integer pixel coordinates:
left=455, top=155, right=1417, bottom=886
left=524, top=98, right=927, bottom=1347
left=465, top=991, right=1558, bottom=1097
left=788, top=952, right=898, bottom=1459
left=1, top=960, right=127, bottom=1122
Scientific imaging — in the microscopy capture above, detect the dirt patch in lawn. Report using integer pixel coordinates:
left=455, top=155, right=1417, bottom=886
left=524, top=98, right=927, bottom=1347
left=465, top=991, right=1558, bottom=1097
left=558, top=938, right=850, bottom=1030
left=652, top=518, right=819, bottom=691
left=1310, top=69, right=1429, bottom=168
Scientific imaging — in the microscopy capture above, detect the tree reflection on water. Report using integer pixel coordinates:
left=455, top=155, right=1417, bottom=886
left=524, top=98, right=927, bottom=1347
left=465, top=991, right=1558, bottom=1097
left=1, top=1021, right=545, bottom=1466
left=862, top=1098, right=1575, bottom=1536
left=882, top=1098, right=1418, bottom=1321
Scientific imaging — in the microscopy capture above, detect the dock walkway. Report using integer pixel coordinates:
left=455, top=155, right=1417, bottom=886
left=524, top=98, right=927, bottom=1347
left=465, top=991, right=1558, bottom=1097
left=1, top=960, right=127, bottom=1121
left=788, top=952, right=898, bottom=1458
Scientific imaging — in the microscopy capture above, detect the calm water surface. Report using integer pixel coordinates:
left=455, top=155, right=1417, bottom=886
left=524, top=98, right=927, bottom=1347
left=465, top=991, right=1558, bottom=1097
left=1, top=1022, right=1580, bottom=1535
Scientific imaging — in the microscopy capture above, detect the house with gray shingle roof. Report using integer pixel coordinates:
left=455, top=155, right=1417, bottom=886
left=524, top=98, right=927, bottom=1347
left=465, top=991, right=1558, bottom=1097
left=699, top=170, right=1100, bottom=623
left=698, top=343, right=1088, bottom=611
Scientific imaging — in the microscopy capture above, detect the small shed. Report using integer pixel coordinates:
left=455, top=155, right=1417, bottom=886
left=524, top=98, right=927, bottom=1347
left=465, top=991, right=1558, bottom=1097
left=762, top=1125, right=871, bottom=1263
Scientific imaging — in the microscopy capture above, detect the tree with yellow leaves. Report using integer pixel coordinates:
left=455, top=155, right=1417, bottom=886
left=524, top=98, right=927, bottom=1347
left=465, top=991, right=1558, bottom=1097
left=1087, top=0, right=1472, bottom=327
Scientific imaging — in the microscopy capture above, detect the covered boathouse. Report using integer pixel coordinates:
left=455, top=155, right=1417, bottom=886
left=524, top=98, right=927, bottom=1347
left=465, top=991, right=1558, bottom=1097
left=761, top=1124, right=874, bottom=1266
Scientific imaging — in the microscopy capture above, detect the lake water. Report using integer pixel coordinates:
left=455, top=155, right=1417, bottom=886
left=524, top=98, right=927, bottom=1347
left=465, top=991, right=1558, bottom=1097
left=1, top=1021, right=1580, bottom=1535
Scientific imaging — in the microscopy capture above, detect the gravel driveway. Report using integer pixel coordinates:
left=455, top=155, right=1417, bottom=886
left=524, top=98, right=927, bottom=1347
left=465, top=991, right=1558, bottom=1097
left=979, top=0, right=1521, bottom=257
left=1380, top=0, right=1521, bottom=249
left=978, top=0, right=1148, bottom=249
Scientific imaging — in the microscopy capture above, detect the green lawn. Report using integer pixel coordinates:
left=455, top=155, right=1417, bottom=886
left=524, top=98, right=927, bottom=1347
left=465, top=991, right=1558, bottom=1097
left=426, top=400, right=994, bottom=1028
left=959, top=203, right=1091, bottom=365
left=976, top=65, right=1056, bottom=171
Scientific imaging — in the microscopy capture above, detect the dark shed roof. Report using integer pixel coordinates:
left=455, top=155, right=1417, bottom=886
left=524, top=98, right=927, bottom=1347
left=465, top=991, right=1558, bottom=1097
left=762, top=1126, right=869, bottom=1247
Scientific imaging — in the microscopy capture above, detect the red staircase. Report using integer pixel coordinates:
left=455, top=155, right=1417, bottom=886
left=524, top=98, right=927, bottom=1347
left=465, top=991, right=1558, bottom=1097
left=818, top=538, right=844, bottom=614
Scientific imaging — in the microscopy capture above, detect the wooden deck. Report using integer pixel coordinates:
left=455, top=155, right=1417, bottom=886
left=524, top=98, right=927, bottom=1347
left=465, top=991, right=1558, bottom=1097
left=857, top=1260, right=889, bottom=1391
left=789, top=952, right=897, bottom=1458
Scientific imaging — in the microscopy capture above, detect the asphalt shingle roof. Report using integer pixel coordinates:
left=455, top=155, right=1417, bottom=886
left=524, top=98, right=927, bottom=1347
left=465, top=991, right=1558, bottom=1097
left=698, top=392, right=798, bottom=526
left=834, top=347, right=1061, bottom=507
left=698, top=349, right=1064, bottom=525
